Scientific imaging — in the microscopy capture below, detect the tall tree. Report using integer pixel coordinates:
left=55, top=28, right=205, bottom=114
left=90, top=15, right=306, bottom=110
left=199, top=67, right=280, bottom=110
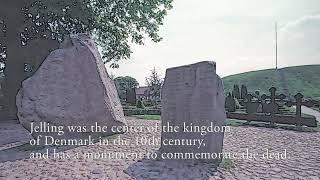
left=0, top=0, right=173, bottom=119
left=232, top=84, right=240, bottom=99
left=145, top=67, right=163, bottom=104
left=240, top=84, right=248, bottom=99
left=114, top=76, right=139, bottom=101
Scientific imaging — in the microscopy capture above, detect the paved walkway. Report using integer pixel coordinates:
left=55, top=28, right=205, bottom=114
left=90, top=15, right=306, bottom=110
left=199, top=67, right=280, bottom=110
left=301, top=106, right=320, bottom=122
left=0, top=118, right=319, bottom=180
left=0, top=122, right=32, bottom=147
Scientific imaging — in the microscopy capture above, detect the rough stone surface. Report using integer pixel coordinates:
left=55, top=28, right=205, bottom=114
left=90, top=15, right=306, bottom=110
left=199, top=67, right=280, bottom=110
left=1, top=118, right=319, bottom=179
left=16, top=34, right=126, bottom=140
left=160, top=61, right=226, bottom=164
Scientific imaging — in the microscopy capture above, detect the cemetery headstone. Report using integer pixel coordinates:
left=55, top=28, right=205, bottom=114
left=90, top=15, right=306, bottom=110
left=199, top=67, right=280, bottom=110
left=245, top=94, right=259, bottom=114
left=254, top=90, right=260, bottom=97
left=285, top=93, right=312, bottom=126
left=227, top=86, right=317, bottom=127
left=263, top=87, right=279, bottom=125
left=261, top=87, right=280, bottom=115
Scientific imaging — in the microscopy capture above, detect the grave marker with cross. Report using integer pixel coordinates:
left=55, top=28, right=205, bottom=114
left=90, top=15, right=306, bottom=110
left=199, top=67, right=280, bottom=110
left=244, top=94, right=260, bottom=114
left=261, top=87, right=286, bottom=113
left=260, top=87, right=286, bottom=126
left=285, top=93, right=311, bottom=127
left=226, top=86, right=317, bottom=127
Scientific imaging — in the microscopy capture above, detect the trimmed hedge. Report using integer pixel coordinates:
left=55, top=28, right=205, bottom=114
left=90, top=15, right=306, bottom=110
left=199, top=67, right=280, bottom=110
left=123, top=108, right=161, bottom=116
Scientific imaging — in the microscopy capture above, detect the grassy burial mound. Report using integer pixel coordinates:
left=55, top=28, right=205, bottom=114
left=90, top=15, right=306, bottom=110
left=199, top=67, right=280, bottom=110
left=223, top=65, right=320, bottom=99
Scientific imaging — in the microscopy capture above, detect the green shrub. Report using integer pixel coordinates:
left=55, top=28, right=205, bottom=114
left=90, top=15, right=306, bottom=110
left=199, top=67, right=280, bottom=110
left=142, top=100, right=153, bottom=107
left=123, top=108, right=161, bottom=116
left=136, top=100, right=145, bottom=109
left=220, top=158, right=236, bottom=170
left=131, top=115, right=161, bottom=120
left=234, top=98, right=242, bottom=109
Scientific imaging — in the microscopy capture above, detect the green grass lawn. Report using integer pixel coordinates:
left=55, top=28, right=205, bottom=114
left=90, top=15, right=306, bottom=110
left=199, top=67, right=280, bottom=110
left=220, top=157, right=236, bottom=170
left=130, top=115, right=161, bottom=120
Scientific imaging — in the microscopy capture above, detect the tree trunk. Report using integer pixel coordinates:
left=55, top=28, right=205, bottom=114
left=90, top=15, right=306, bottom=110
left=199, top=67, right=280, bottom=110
left=2, top=47, right=25, bottom=120
left=0, top=1, right=59, bottom=120
left=0, top=1, right=24, bottom=120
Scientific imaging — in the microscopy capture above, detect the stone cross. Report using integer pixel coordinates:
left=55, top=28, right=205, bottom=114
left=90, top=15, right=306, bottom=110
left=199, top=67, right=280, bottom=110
left=286, top=93, right=305, bottom=117
left=261, top=87, right=286, bottom=115
left=260, top=87, right=287, bottom=126
left=261, top=87, right=277, bottom=116
left=244, top=94, right=260, bottom=114
left=285, top=93, right=314, bottom=127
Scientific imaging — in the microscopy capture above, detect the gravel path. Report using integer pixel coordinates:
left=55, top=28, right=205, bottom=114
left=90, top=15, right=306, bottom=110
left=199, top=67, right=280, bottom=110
left=0, top=117, right=319, bottom=180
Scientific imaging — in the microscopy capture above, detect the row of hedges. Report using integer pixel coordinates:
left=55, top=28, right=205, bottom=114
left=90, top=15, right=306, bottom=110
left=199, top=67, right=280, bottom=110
left=123, top=108, right=161, bottom=116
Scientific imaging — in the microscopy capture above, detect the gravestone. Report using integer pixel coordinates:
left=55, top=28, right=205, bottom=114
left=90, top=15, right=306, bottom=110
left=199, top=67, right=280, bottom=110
left=245, top=94, right=259, bottom=114
left=227, top=86, right=317, bottom=127
left=254, top=90, right=260, bottom=99
left=161, top=61, right=226, bottom=165
left=16, top=34, right=127, bottom=142
left=261, top=88, right=277, bottom=114
left=286, top=93, right=311, bottom=126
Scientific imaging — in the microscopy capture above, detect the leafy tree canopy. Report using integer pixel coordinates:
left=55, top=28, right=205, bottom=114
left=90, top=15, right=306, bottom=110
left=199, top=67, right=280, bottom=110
left=2, top=0, right=173, bottom=66
left=0, top=0, right=172, bottom=119
left=145, top=67, right=163, bottom=101
left=114, top=76, right=139, bottom=100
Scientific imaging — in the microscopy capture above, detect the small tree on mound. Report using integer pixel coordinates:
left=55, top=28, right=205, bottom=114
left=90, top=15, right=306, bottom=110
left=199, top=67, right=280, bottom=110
left=136, top=100, right=145, bottom=109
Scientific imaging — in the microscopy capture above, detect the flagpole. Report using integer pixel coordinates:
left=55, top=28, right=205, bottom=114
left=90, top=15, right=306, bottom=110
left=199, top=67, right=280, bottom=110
left=275, top=22, right=278, bottom=70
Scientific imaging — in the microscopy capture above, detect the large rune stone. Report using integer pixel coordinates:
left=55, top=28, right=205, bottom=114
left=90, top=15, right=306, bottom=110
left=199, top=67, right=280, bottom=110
left=160, top=61, right=226, bottom=164
left=16, top=34, right=126, bottom=141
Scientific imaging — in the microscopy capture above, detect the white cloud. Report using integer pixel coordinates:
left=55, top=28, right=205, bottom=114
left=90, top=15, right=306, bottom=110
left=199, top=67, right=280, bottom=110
left=279, top=14, right=320, bottom=67
left=281, top=14, right=320, bottom=39
left=107, top=1, right=320, bottom=85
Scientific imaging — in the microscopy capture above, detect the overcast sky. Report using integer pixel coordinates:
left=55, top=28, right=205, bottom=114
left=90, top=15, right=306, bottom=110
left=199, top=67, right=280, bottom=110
left=107, top=0, right=320, bottom=86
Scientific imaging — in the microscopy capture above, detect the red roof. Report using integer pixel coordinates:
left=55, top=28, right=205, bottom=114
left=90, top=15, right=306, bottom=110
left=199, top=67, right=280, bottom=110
left=135, top=86, right=151, bottom=96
